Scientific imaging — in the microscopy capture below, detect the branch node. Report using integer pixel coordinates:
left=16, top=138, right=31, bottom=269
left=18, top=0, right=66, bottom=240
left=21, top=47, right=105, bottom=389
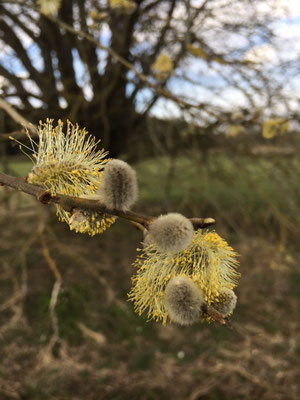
left=191, top=217, right=215, bottom=230
left=38, top=191, right=53, bottom=204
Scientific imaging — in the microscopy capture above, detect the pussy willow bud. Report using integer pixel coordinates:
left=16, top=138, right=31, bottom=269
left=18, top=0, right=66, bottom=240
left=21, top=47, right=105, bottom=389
left=97, top=159, right=138, bottom=211
left=148, top=213, right=194, bottom=253
left=211, top=288, right=237, bottom=315
left=164, top=276, right=204, bottom=326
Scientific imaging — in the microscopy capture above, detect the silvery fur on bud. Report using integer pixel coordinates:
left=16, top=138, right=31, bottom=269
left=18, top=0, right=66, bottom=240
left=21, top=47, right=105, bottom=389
left=148, top=213, right=194, bottom=253
left=164, top=276, right=204, bottom=325
left=97, top=159, right=138, bottom=211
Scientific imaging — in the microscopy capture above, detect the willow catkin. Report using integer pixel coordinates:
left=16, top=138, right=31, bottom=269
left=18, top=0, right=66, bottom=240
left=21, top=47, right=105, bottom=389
left=164, top=276, right=204, bottom=325
left=23, top=119, right=115, bottom=235
left=97, top=159, right=138, bottom=211
left=129, top=230, right=240, bottom=324
left=148, top=213, right=194, bottom=253
left=211, top=287, right=237, bottom=315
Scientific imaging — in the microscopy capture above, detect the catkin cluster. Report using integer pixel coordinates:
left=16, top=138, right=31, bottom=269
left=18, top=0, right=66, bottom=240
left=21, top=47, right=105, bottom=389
left=129, top=228, right=239, bottom=325
left=19, top=119, right=239, bottom=326
left=24, top=120, right=137, bottom=236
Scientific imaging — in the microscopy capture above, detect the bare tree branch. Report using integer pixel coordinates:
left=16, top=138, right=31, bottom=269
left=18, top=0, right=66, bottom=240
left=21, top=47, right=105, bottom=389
left=0, top=97, right=35, bottom=128
left=0, top=0, right=215, bottom=111
left=0, top=97, right=38, bottom=142
left=0, top=18, right=42, bottom=86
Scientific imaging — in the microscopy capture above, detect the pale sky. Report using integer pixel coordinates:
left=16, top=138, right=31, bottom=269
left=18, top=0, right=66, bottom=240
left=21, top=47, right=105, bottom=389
left=1, top=0, right=300, bottom=120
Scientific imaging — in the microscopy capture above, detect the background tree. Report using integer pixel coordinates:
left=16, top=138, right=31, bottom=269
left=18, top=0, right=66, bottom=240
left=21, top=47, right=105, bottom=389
left=0, top=0, right=299, bottom=156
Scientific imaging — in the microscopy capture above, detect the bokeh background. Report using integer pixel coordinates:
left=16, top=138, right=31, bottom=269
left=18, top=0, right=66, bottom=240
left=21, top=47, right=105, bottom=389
left=0, top=1, right=300, bottom=399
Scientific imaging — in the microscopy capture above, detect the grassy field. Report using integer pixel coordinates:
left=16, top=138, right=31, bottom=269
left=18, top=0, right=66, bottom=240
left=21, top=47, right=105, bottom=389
left=3, top=152, right=300, bottom=241
left=0, top=152, right=299, bottom=399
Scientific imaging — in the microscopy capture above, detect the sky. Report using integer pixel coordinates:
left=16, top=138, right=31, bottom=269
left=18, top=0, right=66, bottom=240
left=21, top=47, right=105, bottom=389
left=150, top=0, right=300, bottom=119
left=1, top=0, right=300, bottom=120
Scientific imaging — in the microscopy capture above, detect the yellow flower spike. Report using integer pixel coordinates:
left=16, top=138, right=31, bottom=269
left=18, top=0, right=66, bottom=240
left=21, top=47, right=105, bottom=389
left=151, top=53, right=174, bottom=80
left=129, top=230, right=239, bottom=324
left=20, top=119, right=115, bottom=235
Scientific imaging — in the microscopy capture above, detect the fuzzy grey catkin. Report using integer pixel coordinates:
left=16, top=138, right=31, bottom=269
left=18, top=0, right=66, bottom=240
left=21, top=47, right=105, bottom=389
left=164, top=276, right=204, bottom=325
left=148, top=213, right=194, bottom=253
left=97, top=159, right=138, bottom=211
left=211, top=288, right=237, bottom=315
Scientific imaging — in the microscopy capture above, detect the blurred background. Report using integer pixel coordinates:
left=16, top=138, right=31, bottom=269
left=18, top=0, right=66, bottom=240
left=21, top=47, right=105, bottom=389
left=0, top=0, right=300, bottom=399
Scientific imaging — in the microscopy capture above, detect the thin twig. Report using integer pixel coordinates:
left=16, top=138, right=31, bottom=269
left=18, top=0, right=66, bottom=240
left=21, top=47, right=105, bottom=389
left=0, top=97, right=38, bottom=141
left=0, top=172, right=215, bottom=229
left=0, top=97, right=33, bottom=128
left=41, top=235, right=62, bottom=349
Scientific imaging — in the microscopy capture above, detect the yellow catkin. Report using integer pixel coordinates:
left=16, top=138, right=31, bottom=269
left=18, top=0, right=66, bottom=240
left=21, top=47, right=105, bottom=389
left=25, top=119, right=116, bottom=235
left=37, top=0, right=61, bottom=15
left=128, top=230, right=240, bottom=324
left=109, top=0, right=136, bottom=12
left=151, top=53, right=174, bottom=79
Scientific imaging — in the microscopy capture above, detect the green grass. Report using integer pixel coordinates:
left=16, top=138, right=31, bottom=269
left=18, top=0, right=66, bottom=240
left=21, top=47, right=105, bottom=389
left=0, top=159, right=32, bottom=176
left=1, top=149, right=300, bottom=399
left=136, top=154, right=300, bottom=211
left=135, top=153, right=300, bottom=242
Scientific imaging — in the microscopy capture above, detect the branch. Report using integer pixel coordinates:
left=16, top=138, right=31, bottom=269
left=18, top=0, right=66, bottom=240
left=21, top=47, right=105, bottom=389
left=41, top=234, right=62, bottom=346
left=0, top=97, right=31, bottom=127
left=0, top=18, right=42, bottom=87
left=0, top=65, right=31, bottom=107
left=0, top=97, right=37, bottom=133
left=0, top=97, right=38, bottom=142
left=0, top=4, right=36, bottom=40
left=0, top=172, right=215, bottom=229
left=134, top=3, right=210, bottom=116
